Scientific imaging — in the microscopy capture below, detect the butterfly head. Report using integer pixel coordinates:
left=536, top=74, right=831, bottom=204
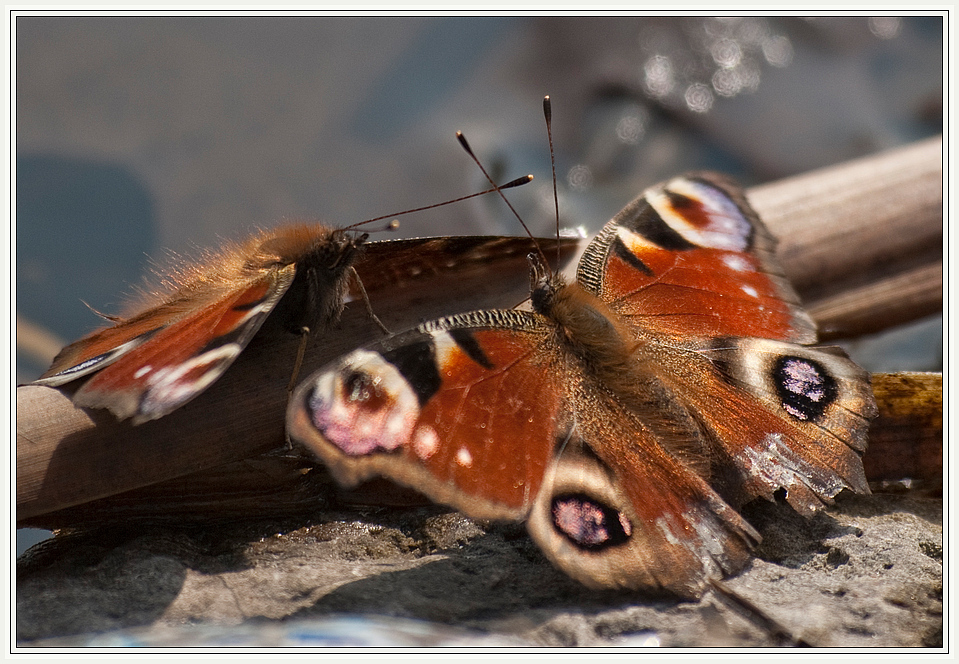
left=312, top=229, right=368, bottom=272
left=528, top=251, right=568, bottom=314
left=244, top=225, right=371, bottom=336
left=238, top=225, right=365, bottom=275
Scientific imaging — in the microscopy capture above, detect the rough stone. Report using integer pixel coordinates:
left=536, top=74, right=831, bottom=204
left=16, top=491, right=942, bottom=648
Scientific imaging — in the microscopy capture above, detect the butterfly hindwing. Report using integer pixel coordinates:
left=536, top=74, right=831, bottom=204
left=693, top=338, right=876, bottom=514
left=527, top=391, right=760, bottom=597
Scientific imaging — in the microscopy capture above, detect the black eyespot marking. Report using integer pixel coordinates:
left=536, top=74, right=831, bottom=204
left=773, top=356, right=838, bottom=423
left=612, top=236, right=653, bottom=276
left=551, top=494, right=632, bottom=550
left=621, top=204, right=697, bottom=251
left=449, top=328, right=494, bottom=369
left=381, top=340, right=441, bottom=407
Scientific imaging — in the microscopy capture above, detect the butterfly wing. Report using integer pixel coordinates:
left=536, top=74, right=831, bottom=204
left=353, top=235, right=584, bottom=334
left=289, top=310, right=561, bottom=520
left=36, top=303, right=189, bottom=385
left=355, top=235, right=580, bottom=296
left=693, top=338, right=876, bottom=514
left=528, top=397, right=759, bottom=597
left=40, top=266, right=297, bottom=423
left=579, top=172, right=817, bottom=343
left=288, top=310, right=759, bottom=597
left=35, top=233, right=581, bottom=425
left=583, top=173, right=875, bottom=513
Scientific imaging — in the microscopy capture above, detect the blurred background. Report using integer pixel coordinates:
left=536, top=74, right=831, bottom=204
left=15, top=16, right=944, bottom=552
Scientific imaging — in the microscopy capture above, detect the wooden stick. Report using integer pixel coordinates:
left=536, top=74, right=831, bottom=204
left=749, top=135, right=942, bottom=339
left=17, top=138, right=943, bottom=525
left=863, top=372, right=942, bottom=487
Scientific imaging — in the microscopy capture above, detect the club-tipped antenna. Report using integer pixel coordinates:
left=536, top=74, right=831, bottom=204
left=543, top=96, right=561, bottom=270
left=343, top=175, right=533, bottom=232
left=456, top=131, right=550, bottom=274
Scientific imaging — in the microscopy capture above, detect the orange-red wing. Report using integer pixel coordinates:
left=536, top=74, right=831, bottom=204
left=578, top=173, right=817, bottom=344
left=686, top=338, right=876, bottom=515
left=38, top=299, right=207, bottom=384
left=288, top=309, right=564, bottom=520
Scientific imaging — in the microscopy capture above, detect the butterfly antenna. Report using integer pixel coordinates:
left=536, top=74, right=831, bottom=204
left=455, top=131, right=551, bottom=274
left=543, top=96, right=561, bottom=271
left=343, top=175, right=533, bottom=232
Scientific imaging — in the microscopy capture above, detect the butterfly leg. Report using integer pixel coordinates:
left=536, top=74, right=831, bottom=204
left=287, top=326, right=312, bottom=395
left=282, top=326, right=315, bottom=451
left=349, top=266, right=391, bottom=336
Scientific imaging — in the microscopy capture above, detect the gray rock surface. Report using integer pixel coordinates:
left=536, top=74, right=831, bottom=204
left=17, top=491, right=941, bottom=647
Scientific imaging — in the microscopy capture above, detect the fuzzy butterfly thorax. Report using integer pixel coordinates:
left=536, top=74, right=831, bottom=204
left=530, top=256, right=648, bottom=396
left=242, top=225, right=359, bottom=271
left=247, top=225, right=366, bottom=336
left=289, top=170, right=877, bottom=598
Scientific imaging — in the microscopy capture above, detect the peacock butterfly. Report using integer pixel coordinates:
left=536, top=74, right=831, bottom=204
left=31, top=176, right=575, bottom=425
left=287, top=107, right=877, bottom=597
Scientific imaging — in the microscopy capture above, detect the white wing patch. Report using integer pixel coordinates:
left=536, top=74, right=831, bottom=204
left=456, top=447, right=473, bottom=467
left=139, top=344, right=242, bottom=419
left=413, top=425, right=440, bottom=460
left=645, top=178, right=751, bottom=252
left=307, top=349, right=421, bottom=457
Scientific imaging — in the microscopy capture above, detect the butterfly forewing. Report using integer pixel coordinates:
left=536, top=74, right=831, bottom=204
left=36, top=295, right=216, bottom=385
left=580, top=173, right=817, bottom=344
left=354, top=235, right=571, bottom=295
left=289, top=310, right=564, bottom=520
